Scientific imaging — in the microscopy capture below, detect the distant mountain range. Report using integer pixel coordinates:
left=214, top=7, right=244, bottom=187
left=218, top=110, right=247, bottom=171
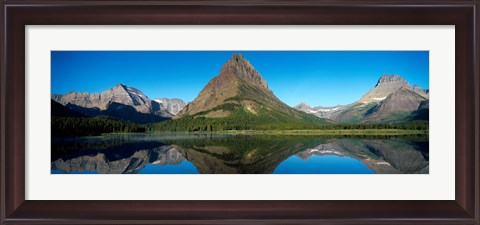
left=294, top=103, right=346, bottom=120
left=52, top=53, right=429, bottom=127
left=153, top=98, right=186, bottom=115
left=52, top=84, right=186, bottom=123
left=295, top=74, right=429, bottom=123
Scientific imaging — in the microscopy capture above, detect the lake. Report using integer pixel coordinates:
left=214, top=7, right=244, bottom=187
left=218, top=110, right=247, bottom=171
left=51, top=133, right=429, bottom=174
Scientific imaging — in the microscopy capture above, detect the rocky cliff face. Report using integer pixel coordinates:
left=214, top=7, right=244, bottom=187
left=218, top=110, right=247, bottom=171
left=219, top=53, right=269, bottom=90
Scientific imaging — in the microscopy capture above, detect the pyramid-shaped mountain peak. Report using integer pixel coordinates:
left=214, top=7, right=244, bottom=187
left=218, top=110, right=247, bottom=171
left=174, top=54, right=324, bottom=126
left=225, top=53, right=251, bottom=67
left=220, top=53, right=268, bottom=90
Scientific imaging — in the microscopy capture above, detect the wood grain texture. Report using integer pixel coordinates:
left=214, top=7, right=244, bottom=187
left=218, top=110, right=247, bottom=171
left=0, top=1, right=478, bottom=224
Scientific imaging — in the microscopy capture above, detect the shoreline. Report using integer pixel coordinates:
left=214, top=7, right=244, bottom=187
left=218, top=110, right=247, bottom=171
left=149, top=129, right=428, bottom=136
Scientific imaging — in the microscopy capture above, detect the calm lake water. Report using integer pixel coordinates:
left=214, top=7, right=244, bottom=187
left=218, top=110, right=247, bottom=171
left=51, top=134, right=429, bottom=174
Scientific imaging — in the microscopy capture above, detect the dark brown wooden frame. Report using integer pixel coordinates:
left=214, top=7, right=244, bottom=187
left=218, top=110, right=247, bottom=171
left=1, top=0, right=479, bottom=224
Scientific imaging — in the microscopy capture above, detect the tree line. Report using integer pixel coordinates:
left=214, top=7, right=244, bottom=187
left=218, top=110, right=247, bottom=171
left=148, top=114, right=428, bottom=132
left=52, top=116, right=146, bottom=137
left=52, top=115, right=428, bottom=136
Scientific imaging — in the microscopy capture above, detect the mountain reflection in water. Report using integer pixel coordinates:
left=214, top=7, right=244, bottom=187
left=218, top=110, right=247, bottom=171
left=51, top=134, right=429, bottom=174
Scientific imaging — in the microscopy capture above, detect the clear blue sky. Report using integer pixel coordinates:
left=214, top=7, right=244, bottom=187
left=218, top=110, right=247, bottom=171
left=51, top=51, right=429, bottom=107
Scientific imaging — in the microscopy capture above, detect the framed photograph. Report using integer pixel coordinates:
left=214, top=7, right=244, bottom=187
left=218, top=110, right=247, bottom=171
left=1, top=0, right=478, bottom=224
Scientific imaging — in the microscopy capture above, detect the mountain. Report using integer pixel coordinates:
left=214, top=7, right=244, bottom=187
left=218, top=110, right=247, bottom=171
left=51, top=99, right=86, bottom=117
left=407, top=100, right=429, bottom=121
left=294, top=102, right=346, bottom=119
left=175, top=53, right=270, bottom=117
left=297, top=74, right=429, bottom=123
left=163, top=54, right=326, bottom=130
left=294, top=139, right=428, bottom=174
left=358, top=74, right=428, bottom=104
left=333, top=75, right=429, bottom=123
left=362, top=87, right=428, bottom=123
left=153, top=98, right=186, bottom=115
left=52, top=135, right=428, bottom=174
left=52, top=84, right=151, bottom=112
left=52, top=84, right=174, bottom=123
left=52, top=145, right=186, bottom=174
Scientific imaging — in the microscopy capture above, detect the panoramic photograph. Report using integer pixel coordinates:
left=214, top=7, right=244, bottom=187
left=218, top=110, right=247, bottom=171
left=51, top=51, right=429, bottom=174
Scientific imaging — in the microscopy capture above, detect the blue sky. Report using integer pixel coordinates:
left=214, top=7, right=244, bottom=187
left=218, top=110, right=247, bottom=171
left=51, top=51, right=429, bottom=107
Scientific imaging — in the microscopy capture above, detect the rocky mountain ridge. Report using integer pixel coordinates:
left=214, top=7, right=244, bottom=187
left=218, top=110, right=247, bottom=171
left=52, top=84, right=186, bottom=123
